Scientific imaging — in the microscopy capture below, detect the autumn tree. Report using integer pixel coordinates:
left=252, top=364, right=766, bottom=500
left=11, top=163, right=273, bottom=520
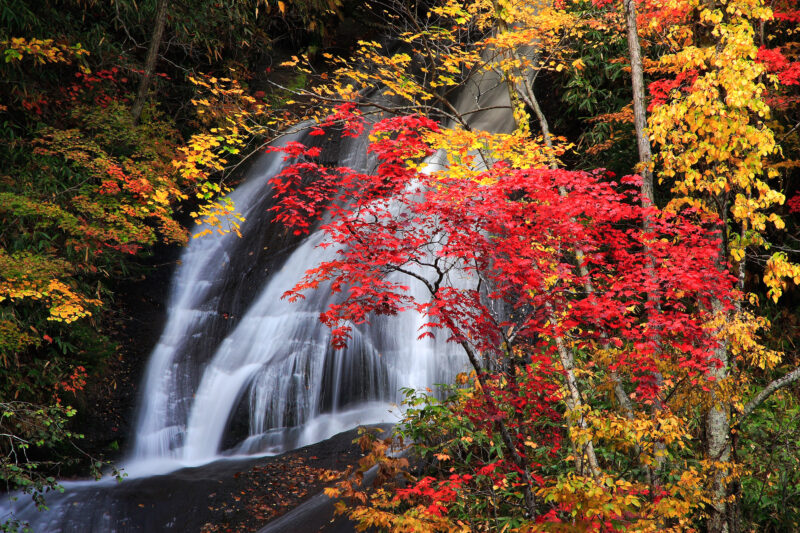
left=243, top=0, right=800, bottom=529
left=261, top=104, right=748, bottom=529
left=641, top=0, right=800, bottom=528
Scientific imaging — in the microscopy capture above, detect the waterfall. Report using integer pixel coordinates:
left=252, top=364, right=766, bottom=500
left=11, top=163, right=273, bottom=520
left=126, top=122, right=470, bottom=473
left=128, top=46, right=519, bottom=471
left=0, top=49, right=523, bottom=531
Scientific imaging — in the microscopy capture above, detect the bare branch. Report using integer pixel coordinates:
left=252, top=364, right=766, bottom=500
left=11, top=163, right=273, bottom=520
left=739, top=366, right=800, bottom=422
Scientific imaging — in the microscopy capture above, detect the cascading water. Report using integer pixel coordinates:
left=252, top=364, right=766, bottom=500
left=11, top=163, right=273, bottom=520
left=1, top=47, right=520, bottom=530
left=127, top=121, right=468, bottom=474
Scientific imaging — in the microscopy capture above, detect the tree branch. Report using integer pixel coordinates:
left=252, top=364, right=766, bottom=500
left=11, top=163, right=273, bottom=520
left=739, top=366, right=800, bottom=422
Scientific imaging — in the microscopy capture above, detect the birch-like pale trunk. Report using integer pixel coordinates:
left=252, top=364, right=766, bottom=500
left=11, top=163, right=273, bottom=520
left=623, top=0, right=653, bottom=206
left=706, top=296, right=731, bottom=533
left=622, top=0, right=671, bottom=488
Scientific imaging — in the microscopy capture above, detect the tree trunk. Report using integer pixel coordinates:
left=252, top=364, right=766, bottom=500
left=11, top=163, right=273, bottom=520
left=131, top=0, right=169, bottom=123
left=623, top=0, right=672, bottom=488
left=549, top=314, right=601, bottom=477
left=706, top=347, right=731, bottom=533
left=623, top=0, right=654, bottom=206
left=706, top=235, right=732, bottom=533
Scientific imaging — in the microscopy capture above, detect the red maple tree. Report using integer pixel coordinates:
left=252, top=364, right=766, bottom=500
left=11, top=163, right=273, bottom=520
left=269, top=109, right=738, bottom=527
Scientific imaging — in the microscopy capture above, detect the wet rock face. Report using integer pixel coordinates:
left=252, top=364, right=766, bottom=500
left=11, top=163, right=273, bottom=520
left=71, top=241, right=180, bottom=467
left=220, top=383, right=252, bottom=453
left=5, top=427, right=377, bottom=533
left=127, top=121, right=466, bottom=466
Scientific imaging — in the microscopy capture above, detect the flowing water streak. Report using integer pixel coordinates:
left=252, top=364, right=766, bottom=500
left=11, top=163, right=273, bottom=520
left=128, top=122, right=469, bottom=473
left=129, top=50, right=520, bottom=470
left=130, top=164, right=276, bottom=463
left=128, top=128, right=312, bottom=468
left=1, top=33, right=535, bottom=532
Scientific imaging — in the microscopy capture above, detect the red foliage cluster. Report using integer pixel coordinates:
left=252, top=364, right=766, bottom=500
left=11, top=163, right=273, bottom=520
left=271, top=109, right=733, bottom=391
left=396, top=356, right=566, bottom=517
left=397, top=475, right=466, bottom=516
left=590, top=0, right=615, bottom=9
left=787, top=193, right=800, bottom=213
left=637, top=0, right=692, bottom=31
left=773, top=0, right=800, bottom=21
left=309, top=102, right=365, bottom=137
left=757, top=46, right=800, bottom=86
left=61, top=67, right=131, bottom=108
left=54, top=365, right=87, bottom=401
left=647, top=70, right=698, bottom=111
left=19, top=93, right=48, bottom=115
left=270, top=107, right=737, bottom=523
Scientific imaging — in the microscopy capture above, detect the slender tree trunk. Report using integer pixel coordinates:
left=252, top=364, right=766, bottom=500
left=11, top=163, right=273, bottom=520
left=741, top=366, right=800, bottom=420
left=500, top=53, right=602, bottom=477
left=623, top=0, right=653, bottom=206
left=131, top=0, right=169, bottom=123
left=706, top=342, right=731, bottom=533
left=547, top=306, right=601, bottom=477
left=622, top=0, right=673, bottom=489
left=706, top=229, right=732, bottom=533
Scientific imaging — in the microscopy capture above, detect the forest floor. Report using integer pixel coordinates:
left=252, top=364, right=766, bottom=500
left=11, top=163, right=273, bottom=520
left=197, top=427, right=378, bottom=533
left=18, top=426, right=379, bottom=532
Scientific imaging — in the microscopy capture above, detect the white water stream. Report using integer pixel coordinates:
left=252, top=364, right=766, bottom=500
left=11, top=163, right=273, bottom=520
left=2, top=46, right=520, bottom=530
left=127, top=127, right=468, bottom=475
